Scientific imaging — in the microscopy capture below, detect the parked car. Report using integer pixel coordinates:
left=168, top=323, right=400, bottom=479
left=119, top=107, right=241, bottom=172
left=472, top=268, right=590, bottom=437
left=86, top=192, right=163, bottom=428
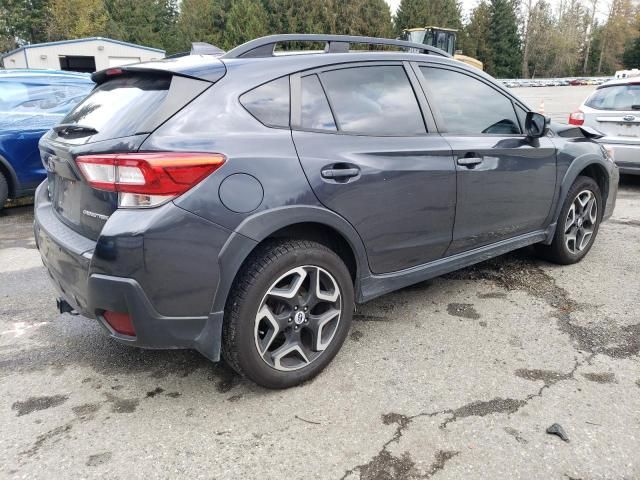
left=570, top=77, right=640, bottom=175
left=0, top=69, right=93, bottom=209
left=35, top=34, right=618, bottom=388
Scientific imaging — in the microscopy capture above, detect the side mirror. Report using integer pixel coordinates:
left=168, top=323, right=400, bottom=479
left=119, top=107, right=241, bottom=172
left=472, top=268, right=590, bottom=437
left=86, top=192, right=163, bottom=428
left=525, top=111, right=549, bottom=138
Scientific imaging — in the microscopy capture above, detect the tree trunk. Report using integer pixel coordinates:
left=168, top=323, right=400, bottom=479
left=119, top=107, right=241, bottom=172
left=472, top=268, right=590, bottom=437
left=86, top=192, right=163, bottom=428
left=582, top=0, right=597, bottom=74
left=597, top=0, right=616, bottom=74
left=521, top=0, right=534, bottom=78
left=597, top=34, right=607, bottom=74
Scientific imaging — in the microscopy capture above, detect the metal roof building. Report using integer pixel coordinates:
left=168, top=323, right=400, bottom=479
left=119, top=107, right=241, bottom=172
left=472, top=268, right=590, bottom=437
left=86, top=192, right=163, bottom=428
left=1, top=37, right=165, bottom=72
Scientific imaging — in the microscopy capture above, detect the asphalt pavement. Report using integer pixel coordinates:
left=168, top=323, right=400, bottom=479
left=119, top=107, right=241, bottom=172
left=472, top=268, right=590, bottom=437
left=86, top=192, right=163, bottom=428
left=1, top=86, right=638, bottom=479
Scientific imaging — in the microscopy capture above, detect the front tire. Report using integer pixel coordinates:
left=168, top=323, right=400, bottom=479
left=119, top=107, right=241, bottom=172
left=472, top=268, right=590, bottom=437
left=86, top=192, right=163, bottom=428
left=222, top=239, right=354, bottom=389
left=537, top=175, right=602, bottom=265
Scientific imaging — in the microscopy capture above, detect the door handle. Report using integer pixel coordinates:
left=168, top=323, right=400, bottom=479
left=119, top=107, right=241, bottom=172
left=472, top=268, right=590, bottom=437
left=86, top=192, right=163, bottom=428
left=457, top=156, right=483, bottom=167
left=321, top=166, right=360, bottom=179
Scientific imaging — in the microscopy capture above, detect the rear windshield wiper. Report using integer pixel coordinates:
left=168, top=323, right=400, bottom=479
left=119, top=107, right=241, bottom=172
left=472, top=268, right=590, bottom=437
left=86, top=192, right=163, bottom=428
left=631, top=105, right=640, bottom=110
left=53, top=123, right=98, bottom=137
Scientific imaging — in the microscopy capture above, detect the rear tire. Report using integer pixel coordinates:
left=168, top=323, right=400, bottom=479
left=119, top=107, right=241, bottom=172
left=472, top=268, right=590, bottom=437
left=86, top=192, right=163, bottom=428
left=0, top=171, right=8, bottom=212
left=222, top=239, right=354, bottom=389
left=536, top=175, right=602, bottom=265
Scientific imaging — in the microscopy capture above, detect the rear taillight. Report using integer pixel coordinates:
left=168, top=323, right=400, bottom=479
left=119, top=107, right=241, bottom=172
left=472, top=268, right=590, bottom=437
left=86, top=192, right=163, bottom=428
left=568, top=111, right=585, bottom=126
left=76, top=152, right=225, bottom=208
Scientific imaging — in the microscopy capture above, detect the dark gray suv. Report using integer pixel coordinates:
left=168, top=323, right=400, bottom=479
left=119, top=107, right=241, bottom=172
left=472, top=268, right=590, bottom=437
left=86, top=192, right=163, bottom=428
left=35, top=35, right=619, bottom=388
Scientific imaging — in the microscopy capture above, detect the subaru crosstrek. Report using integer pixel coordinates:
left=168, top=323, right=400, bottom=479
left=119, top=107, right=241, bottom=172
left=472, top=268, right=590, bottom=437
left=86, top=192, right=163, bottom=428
left=35, top=35, right=619, bottom=388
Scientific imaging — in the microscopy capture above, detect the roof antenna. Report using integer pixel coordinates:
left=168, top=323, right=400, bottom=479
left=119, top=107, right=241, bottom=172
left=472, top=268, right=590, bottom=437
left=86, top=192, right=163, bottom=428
left=191, top=42, right=225, bottom=56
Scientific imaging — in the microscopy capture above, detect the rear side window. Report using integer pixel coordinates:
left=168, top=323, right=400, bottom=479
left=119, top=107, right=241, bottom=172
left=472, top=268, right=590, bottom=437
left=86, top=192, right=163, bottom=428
left=319, top=66, right=426, bottom=135
left=420, top=67, right=521, bottom=135
left=240, top=76, right=290, bottom=128
left=301, top=74, right=336, bottom=131
left=585, top=84, right=640, bottom=110
left=61, top=75, right=170, bottom=140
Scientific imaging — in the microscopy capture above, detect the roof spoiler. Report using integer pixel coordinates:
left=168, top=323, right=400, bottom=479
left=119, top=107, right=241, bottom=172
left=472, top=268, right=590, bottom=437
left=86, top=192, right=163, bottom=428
left=191, top=42, right=225, bottom=56
left=91, top=54, right=227, bottom=84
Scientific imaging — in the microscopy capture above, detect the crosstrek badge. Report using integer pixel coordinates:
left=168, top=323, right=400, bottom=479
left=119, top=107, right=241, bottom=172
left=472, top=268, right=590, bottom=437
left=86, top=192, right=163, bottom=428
left=82, top=209, right=109, bottom=221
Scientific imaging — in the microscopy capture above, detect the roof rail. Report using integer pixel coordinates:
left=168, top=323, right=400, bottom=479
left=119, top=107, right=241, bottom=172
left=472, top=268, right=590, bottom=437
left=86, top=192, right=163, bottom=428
left=221, top=34, right=451, bottom=59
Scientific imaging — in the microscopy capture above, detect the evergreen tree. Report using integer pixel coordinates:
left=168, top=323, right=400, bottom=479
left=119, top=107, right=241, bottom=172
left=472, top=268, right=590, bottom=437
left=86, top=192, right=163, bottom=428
left=263, top=0, right=333, bottom=35
left=394, top=0, right=462, bottom=36
left=623, top=30, right=640, bottom=68
left=223, top=0, right=269, bottom=49
left=586, top=23, right=605, bottom=75
left=103, top=0, right=179, bottom=53
left=47, top=0, right=109, bottom=41
left=488, top=0, right=521, bottom=77
left=175, top=0, right=230, bottom=52
left=463, top=1, right=492, bottom=70
left=0, top=0, right=48, bottom=49
left=335, top=0, right=394, bottom=37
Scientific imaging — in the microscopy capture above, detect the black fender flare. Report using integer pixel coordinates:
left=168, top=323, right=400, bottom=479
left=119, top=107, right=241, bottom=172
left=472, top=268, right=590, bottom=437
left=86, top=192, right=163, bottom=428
left=546, top=154, right=611, bottom=242
left=210, top=205, right=370, bottom=314
left=198, top=205, right=370, bottom=360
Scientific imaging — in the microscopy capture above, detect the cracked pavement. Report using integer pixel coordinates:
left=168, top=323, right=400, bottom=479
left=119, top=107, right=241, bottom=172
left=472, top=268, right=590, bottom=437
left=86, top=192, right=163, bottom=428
left=1, top=88, right=639, bottom=479
left=1, top=177, right=638, bottom=479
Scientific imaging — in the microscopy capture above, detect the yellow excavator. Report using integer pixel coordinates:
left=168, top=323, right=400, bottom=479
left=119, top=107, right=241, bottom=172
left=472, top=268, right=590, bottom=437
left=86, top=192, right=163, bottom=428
left=401, top=26, right=483, bottom=70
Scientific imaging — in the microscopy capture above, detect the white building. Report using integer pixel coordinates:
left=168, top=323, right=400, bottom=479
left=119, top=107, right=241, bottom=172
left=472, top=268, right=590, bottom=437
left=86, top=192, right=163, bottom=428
left=1, top=37, right=165, bottom=72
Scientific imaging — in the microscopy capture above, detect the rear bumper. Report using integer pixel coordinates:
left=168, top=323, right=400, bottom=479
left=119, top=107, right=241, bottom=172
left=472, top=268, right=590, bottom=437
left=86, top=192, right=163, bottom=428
left=602, top=142, right=640, bottom=175
left=34, top=182, right=228, bottom=360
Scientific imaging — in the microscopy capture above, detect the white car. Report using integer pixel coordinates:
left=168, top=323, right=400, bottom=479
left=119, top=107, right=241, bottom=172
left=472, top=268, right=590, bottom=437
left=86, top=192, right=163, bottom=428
left=570, top=78, right=640, bottom=175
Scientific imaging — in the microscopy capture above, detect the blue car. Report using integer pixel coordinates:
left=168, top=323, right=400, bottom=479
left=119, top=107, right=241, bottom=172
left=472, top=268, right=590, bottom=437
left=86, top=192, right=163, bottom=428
left=0, top=69, right=94, bottom=209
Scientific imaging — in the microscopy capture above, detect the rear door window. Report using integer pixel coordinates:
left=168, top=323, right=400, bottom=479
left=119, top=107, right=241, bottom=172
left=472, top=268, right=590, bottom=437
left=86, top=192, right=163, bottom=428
left=240, top=76, right=290, bottom=128
left=61, top=75, right=170, bottom=140
left=301, top=74, right=336, bottom=131
left=318, top=65, right=426, bottom=135
left=585, top=84, right=640, bottom=110
left=420, top=67, right=521, bottom=135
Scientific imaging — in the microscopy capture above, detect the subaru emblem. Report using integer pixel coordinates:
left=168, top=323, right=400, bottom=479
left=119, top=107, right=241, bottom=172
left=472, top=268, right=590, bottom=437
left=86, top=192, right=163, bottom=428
left=623, top=114, right=635, bottom=122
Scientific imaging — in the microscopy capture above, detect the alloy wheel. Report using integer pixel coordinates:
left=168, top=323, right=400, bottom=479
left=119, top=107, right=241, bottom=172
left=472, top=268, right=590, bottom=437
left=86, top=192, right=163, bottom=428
left=564, top=189, right=598, bottom=254
left=254, top=265, right=342, bottom=371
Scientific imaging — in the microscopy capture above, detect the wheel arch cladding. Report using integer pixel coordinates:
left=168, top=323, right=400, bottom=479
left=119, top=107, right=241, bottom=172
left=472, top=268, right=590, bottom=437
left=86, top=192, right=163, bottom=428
left=578, top=163, right=609, bottom=206
left=555, top=156, right=610, bottom=224
left=212, top=207, right=369, bottom=315
left=264, top=222, right=358, bottom=281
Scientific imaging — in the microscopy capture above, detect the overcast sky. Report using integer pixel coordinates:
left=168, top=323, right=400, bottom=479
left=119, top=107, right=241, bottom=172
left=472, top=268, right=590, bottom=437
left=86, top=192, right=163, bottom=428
left=384, top=0, right=480, bottom=19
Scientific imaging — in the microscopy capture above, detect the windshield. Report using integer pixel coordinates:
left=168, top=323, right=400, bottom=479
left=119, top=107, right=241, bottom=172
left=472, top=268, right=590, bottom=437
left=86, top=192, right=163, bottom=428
left=0, top=80, right=93, bottom=130
left=406, top=31, right=426, bottom=44
left=585, top=84, right=640, bottom=111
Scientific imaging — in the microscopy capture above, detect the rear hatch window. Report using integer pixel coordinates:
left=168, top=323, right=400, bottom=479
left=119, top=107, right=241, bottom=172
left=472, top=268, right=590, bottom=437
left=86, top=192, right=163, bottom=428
left=57, top=75, right=170, bottom=143
left=585, top=84, right=640, bottom=111
left=41, top=73, right=212, bottom=240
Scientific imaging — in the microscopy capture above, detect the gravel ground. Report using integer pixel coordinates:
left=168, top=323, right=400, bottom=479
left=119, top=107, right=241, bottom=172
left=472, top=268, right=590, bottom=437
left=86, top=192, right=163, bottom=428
left=1, top=88, right=639, bottom=479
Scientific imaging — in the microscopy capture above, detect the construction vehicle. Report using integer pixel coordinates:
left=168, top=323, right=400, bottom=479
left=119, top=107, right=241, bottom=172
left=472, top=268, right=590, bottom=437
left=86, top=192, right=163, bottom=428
left=401, top=27, right=483, bottom=70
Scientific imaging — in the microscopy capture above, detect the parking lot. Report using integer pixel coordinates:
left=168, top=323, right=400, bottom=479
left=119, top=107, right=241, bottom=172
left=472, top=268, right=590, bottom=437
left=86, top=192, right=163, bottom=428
left=514, top=85, right=592, bottom=123
left=1, top=86, right=639, bottom=479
